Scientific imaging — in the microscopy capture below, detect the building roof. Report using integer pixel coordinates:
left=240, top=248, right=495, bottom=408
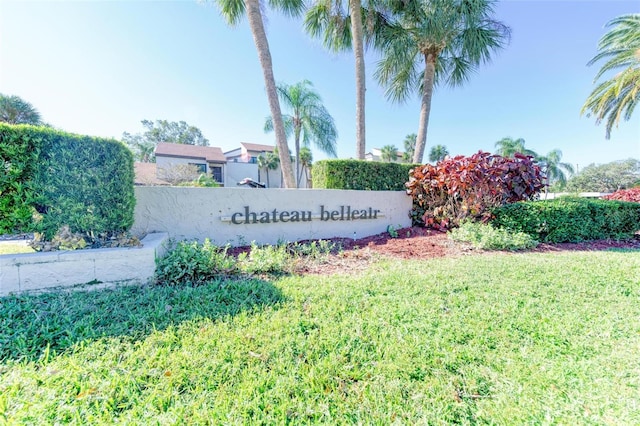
left=134, top=162, right=170, bottom=186
left=155, top=142, right=226, bottom=163
left=240, top=142, right=275, bottom=153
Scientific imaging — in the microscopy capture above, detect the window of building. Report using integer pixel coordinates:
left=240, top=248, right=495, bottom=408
left=189, top=163, right=207, bottom=174
left=211, top=166, right=223, bottom=183
left=249, top=156, right=257, bottom=164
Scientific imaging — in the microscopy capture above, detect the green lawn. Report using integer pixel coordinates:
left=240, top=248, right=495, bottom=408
left=1, top=250, right=639, bottom=424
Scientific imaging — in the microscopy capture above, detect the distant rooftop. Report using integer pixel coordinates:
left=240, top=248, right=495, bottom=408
left=156, top=142, right=226, bottom=163
left=240, top=142, right=275, bottom=153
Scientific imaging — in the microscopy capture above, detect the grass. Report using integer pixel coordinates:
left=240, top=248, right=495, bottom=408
left=1, top=251, right=640, bottom=423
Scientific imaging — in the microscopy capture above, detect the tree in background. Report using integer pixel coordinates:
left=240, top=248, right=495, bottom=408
left=375, top=0, right=510, bottom=164
left=122, top=119, right=210, bottom=162
left=428, top=144, right=449, bottom=163
left=257, top=152, right=280, bottom=188
left=264, top=80, right=337, bottom=187
left=157, top=164, right=202, bottom=185
left=582, top=14, right=640, bottom=139
left=494, top=137, right=537, bottom=158
left=565, top=159, right=640, bottom=193
left=299, top=146, right=313, bottom=187
left=305, top=0, right=387, bottom=160
left=213, top=0, right=302, bottom=188
left=380, top=144, right=399, bottom=162
left=402, top=133, right=416, bottom=163
left=0, top=94, right=42, bottom=125
left=536, top=149, right=574, bottom=189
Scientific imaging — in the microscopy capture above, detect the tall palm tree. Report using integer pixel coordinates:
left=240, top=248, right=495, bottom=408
left=380, top=144, right=399, bottom=162
left=264, top=80, right=338, bottom=187
left=494, top=137, right=537, bottom=158
left=213, top=0, right=303, bottom=188
left=375, top=0, right=510, bottom=164
left=581, top=14, right=640, bottom=139
left=0, top=94, right=42, bottom=125
left=305, top=0, right=387, bottom=159
left=537, top=149, right=574, bottom=188
left=428, top=144, right=449, bottom=163
left=402, top=133, right=417, bottom=163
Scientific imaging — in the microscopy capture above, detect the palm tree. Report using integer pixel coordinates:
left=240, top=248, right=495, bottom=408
left=264, top=80, right=338, bottom=187
left=380, top=144, right=399, bottom=162
left=257, top=151, right=280, bottom=187
left=494, top=137, right=537, bottom=158
left=213, top=0, right=303, bottom=188
left=305, top=0, right=387, bottom=159
left=299, top=146, right=313, bottom=187
left=257, top=153, right=269, bottom=186
left=581, top=14, right=640, bottom=139
left=375, top=0, right=510, bottom=164
left=428, top=144, right=449, bottom=163
left=402, top=133, right=416, bottom=163
left=537, top=149, right=574, bottom=189
left=0, top=94, right=42, bottom=125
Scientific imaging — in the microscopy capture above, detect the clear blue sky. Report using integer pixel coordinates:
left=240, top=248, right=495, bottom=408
left=1, top=0, right=638, bottom=171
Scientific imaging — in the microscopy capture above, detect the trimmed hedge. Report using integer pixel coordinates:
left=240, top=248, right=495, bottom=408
left=491, top=197, right=640, bottom=243
left=0, top=125, right=39, bottom=233
left=0, top=124, right=135, bottom=239
left=312, top=159, right=419, bottom=191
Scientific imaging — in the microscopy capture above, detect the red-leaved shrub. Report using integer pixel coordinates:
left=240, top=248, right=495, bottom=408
left=602, top=187, right=640, bottom=203
left=406, top=151, right=544, bottom=229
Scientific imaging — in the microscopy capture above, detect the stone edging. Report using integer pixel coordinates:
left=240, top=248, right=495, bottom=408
left=0, top=233, right=168, bottom=297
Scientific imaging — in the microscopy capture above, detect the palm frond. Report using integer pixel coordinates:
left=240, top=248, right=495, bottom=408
left=213, top=0, right=246, bottom=25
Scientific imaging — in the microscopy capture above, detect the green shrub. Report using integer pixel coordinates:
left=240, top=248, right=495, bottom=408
left=449, top=220, right=538, bottom=251
left=491, top=197, right=640, bottom=243
left=0, top=124, right=40, bottom=233
left=155, top=239, right=238, bottom=285
left=239, top=242, right=291, bottom=274
left=312, top=159, right=419, bottom=190
left=0, top=124, right=135, bottom=240
left=288, top=239, right=338, bottom=260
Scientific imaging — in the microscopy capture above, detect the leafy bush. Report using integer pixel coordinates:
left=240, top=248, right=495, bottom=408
left=0, top=124, right=40, bottom=233
left=155, top=239, right=238, bottom=285
left=312, top=159, right=419, bottom=190
left=238, top=243, right=291, bottom=274
left=603, top=188, right=640, bottom=203
left=407, top=151, right=543, bottom=229
left=449, top=220, right=538, bottom=250
left=491, top=197, right=640, bottom=243
left=287, top=239, right=338, bottom=260
left=0, top=124, right=135, bottom=240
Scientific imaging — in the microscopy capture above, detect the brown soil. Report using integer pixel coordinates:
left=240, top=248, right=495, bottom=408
left=286, top=227, right=640, bottom=275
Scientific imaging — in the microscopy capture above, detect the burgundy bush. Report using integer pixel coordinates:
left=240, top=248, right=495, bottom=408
left=406, top=151, right=544, bottom=229
left=602, top=187, right=640, bottom=203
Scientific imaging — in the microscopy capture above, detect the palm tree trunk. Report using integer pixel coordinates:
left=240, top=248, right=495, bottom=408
left=244, top=0, right=296, bottom=188
left=350, top=0, right=366, bottom=160
left=294, top=124, right=301, bottom=188
left=413, top=52, right=436, bottom=164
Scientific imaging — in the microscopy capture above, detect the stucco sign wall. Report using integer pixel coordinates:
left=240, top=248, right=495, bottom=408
left=133, top=187, right=412, bottom=246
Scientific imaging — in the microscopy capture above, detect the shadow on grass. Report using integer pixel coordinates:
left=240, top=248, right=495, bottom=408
left=0, top=278, right=283, bottom=364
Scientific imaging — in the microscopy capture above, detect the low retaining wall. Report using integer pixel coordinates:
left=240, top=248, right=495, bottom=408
left=133, top=187, right=412, bottom=246
left=0, top=233, right=168, bottom=297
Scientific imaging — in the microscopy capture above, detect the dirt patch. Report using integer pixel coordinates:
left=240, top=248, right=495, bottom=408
left=285, top=227, right=640, bottom=275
